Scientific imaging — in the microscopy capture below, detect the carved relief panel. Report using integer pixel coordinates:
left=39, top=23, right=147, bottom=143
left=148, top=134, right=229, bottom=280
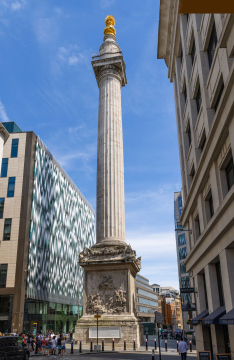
left=86, top=271, right=128, bottom=315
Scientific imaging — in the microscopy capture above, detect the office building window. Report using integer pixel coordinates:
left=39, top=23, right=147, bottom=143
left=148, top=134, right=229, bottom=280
left=191, top=165, right=195, bottom=180
left=183, top=85, right=187, bottom=103
left=195, top=85, right=202, bottom=114
left=200, top=134, right=206, bottom=152
left=216, top=262, right=224, bottom=306
left=208, top=194, right=214, bottom=218
left=0, top=264, right=8, bottom=288
left=179, top=247, right=187, bottom=260
left=191, top=40, right=196, bottom=66
left=7, top=177, right=15, bottom=197
left=181, top=276, right=190, bottom=288
left=0, top=198, right=4, bottom=219
left=11, top=138, right=19, bottom=158
left=180, top=263, right=186, bottom=274
left=207, top=22, right=217, bottom=69
left=1, top=158, right=8, bottom=178
left=3, top=219, right=12, bottom=241
left=187, top=124, right=191, bottom=147
left=214, top=82, right=224, bottom=112
left=195, top=214, right=201, bottom=239
left=203, top=273, right=208, bottom=309
left=225, top=158, right=234, bottom=191
left=178, top=233, right=186, bottom=246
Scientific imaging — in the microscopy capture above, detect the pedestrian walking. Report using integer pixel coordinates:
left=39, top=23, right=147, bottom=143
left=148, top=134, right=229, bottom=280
left=47, top=337, right=52, bottom=356
left=41, top=337, right=47, bottom=356
left=61, top=336, right=68, bottom=359
left=57, top=334, right=62, bottom=355
left=178, top=338, right=188, bottom=360
left=51, top=336, right=57, bottom=355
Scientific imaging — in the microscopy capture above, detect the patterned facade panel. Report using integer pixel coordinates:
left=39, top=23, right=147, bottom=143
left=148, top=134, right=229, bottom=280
left=27, top=138, right=95, bottom=305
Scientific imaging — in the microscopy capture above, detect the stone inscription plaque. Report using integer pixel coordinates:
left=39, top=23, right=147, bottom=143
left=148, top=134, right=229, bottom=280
left=89, top=326, right=121, bottom=339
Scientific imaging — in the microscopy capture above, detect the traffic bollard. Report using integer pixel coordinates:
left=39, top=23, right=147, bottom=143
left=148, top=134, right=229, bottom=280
left=71, top=340, right=74, bottom=354
left=146, top=339, right=148, bottom=351
left=152, top=349, right=155, bottom=360
left=102, top=339, right=104, bottom=351
left=90, top=339, right=93, bottom=352
left=124, top=339, right=126, bottom=350
left=165, top=340, right=167, bottom=351
left=190, top=341, right=192, bottom=352
left=154, top=339, right=157, bottom=350
left=79, top=340, right=82, bottom=353
left=112, top=339, right=115, bottom=351
left=133, top=339, right=136, bottom=350
left=177, top=341, right=179, bottom=352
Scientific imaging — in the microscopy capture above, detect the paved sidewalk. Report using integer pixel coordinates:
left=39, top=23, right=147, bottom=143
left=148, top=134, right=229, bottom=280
left=30, top=336, right=196, bottom=359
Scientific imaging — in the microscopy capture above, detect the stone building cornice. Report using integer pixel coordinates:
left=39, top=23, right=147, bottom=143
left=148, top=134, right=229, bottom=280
left=157, top=0, right=180, bottom=81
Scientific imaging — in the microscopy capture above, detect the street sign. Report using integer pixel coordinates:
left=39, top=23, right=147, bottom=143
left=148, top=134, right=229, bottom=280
left=180, top=287, right=195, bottom=293
left=94, top=315, right=101, bottom=319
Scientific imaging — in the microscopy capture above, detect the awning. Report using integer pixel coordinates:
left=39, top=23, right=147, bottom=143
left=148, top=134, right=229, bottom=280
left=219, top=308, right=234, bottom=325
left=191, top=309, right=209, bottom=325
left=202, top=306, right=226, bottom=325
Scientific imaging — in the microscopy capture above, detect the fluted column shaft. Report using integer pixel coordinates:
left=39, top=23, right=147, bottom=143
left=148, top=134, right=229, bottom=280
left=96, top=67, right=125, bottom=244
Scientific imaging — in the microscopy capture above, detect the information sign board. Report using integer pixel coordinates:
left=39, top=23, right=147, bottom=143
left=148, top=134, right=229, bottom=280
left=94, top=315, right=101, bottom=319
left=155, top=311, right=164, bottom=324
left=198, top=351, right=211, bottom=360
left=180, top=287, right=195, bottom=293
left=215, top=354, right=232, bottom=360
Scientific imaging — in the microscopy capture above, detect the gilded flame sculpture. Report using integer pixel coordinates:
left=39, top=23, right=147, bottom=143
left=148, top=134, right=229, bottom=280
left=104, top=15, right=116, bottom=36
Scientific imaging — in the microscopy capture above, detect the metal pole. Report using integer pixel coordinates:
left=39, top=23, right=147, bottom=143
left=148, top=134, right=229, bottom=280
left=158, top=326, right=161, bottom=360
left=97, top=312, right=98, bottom=346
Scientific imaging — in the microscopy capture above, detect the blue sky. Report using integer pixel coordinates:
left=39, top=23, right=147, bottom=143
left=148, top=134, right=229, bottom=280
left=0, top=0, right=182, bottom=289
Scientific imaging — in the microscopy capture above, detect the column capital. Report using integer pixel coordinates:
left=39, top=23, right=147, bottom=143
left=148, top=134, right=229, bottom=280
left=92, top=56, right=127, bottom=87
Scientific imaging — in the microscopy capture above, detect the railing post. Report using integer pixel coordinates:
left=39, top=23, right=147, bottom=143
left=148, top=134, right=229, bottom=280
left=146, top=339, right=148, bottom=351
left=70, top=340, right=74, bottom=354
left=133, top=339, right=136, bottom=350
left=152, top=349, right=155, bottom=360
left=190, top=341, right=192, bottom=352
left=90, top=339, right=93, bottom=352
left=112, top=338, right=115, bottom=351
left=102, top=339, right=104, bottom=351
left=177, top=341, right=179, bottom=352
left=154, top=339, right=157, bottom=350
left=79, top=340, right=82, bottom=353
left=165, top=340, right=167, bottom=351
left=124, top=339, right=126, bottom=350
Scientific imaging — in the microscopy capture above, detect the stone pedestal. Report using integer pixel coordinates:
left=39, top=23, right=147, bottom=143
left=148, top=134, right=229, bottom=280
left=75, top=243, right=143, bottom=348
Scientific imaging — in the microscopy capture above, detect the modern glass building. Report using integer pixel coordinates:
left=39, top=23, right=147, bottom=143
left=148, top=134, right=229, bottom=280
left=0, top=122, right=95, bottom=334
left=136, top=274, right=158, bottom=334
left=174, top=191, right=191, bottom=332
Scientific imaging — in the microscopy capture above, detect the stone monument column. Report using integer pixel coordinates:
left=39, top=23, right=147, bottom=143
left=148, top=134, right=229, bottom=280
left=95, top=17, right=126, bottom=247
left=75, top=16, right=143, bottom=349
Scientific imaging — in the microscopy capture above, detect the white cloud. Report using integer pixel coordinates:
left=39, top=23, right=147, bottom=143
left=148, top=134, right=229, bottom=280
left=57, top=45, right=89, bottom=67
left=0, top=99, right=10, bottom=122
left=100, top=0, right=115, bottom=8
left=125, top=184, right=180, bottom=216
left=11, top=0, right=25, bottom=11
left=126, top=230, right=179, bottom=289
left=34, top=18, right=59, bottom=44
left=0, top=0, right=25, bottom=13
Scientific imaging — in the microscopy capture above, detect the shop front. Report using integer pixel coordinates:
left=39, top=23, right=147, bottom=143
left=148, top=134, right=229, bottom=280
left=23, top=300, right=82, bottom=334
